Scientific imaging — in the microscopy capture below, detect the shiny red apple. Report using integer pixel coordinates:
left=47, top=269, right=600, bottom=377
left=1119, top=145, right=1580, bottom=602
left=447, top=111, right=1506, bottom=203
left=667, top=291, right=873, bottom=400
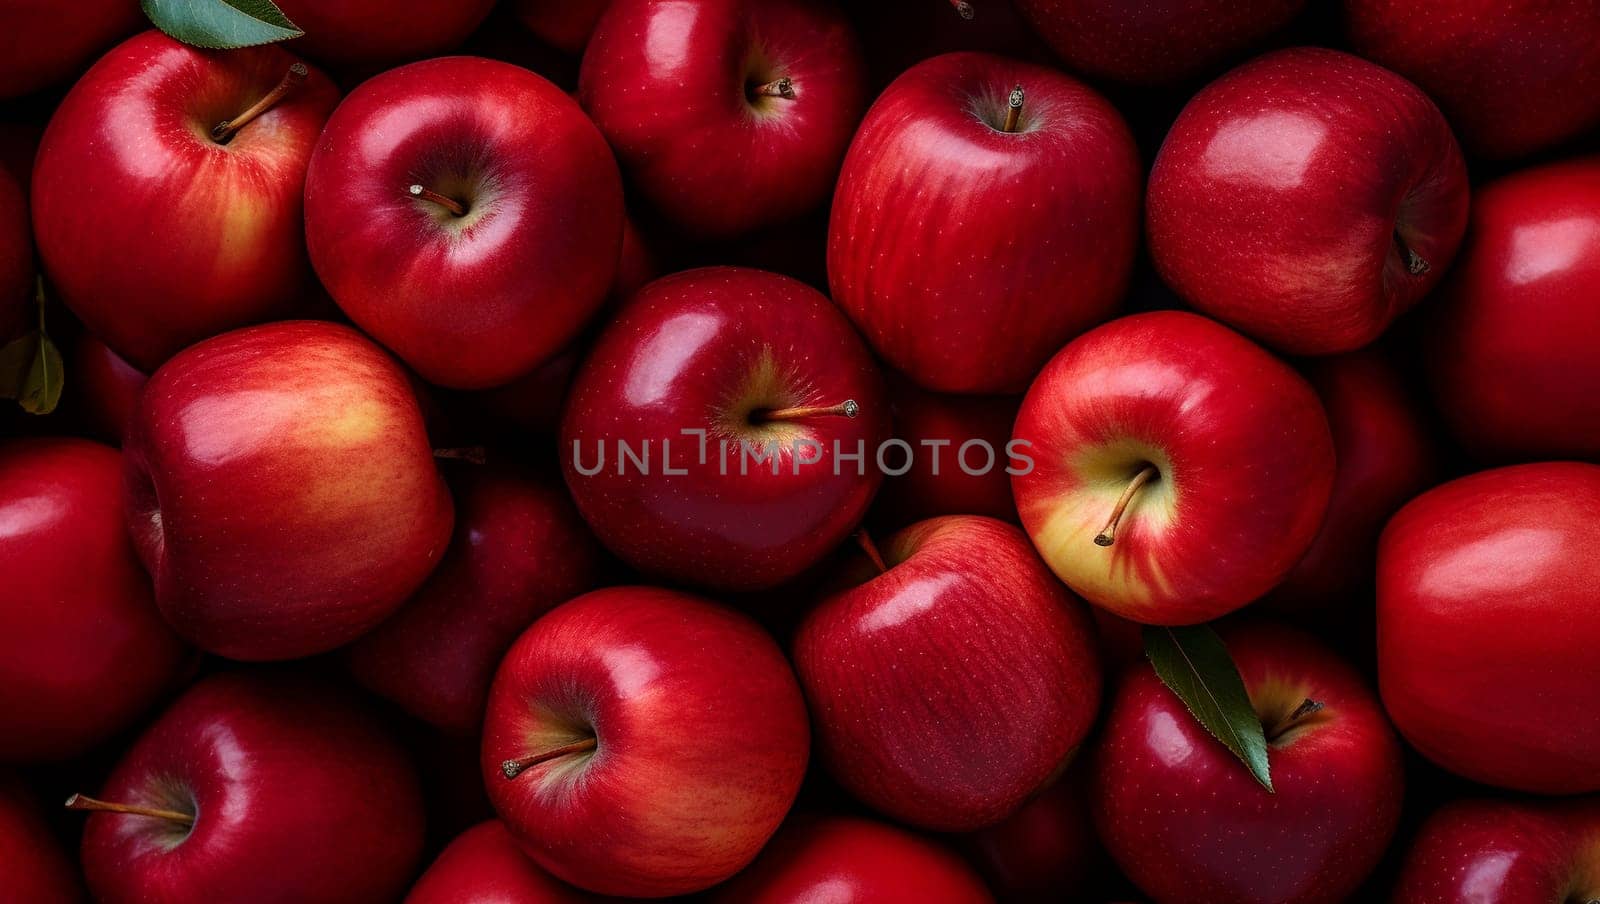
left=0, top=775, right=85, bottom=902
left=305, top=56, right=622, bottom=389
left=482, top=586, right=809, bottom=897
left=1378, top=462, right=1600, bottom=794
left=1147, top=47, right=1468, bottom=355
left=1394, top=796, right=1600, bottom=903
left=828, top=51, right=1140, bottom=394
left=1093, top=622, right=1404, bottom=904
left=579, top=0, right=866, bottom=238
left=1012, top=311, right=1335, bottom=625
left=407, top=820, right=605, bottom=903
left=275, top=0, right=495, bottom=69
left=32, top=31, right=338, bottom=371
left=875, top=380, right=1022, bottom=526
left=560, top=266, right=888, bottom=591
left=0, top=0, right=139, bottom=99
left=123, top=321, right=454, bottom=661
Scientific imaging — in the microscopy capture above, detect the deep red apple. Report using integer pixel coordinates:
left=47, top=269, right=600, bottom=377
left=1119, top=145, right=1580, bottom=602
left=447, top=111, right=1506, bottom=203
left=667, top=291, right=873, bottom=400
left=407, top=820, right=605, bottom=903
left=1013, top=0, right=1306, bottom=84
left=1394, top=797, right=1600, bottom=903
left=513, top=0, right=609, bottom=55
left=304, top=56, right=621, bottom=390
left=794, top=515, right=1100, bottom=830
left=32, top=31, right=339, bottom=371
left=712, top=814, right=994, bottom=903
left=1346, top=0, right=1600, bottom=159
left=1146, top=47, right=1469, bottom=355
left=347, top=463, right=602, bottom=735
left=1012, top=311, right=1335, bottom=625
left=0, top=134, right=28, bottom=342
left=875, top=379, right=1022, bottom=526
left=70, top=333, right=147, bottom=444
left=481, top=586, right=809, bottom=897
left=828, top=51, right=1140, bottom=394
left=74, top=671, right=424, bottom=904
left=579, top=0, right=867, bottom=238
left=964, top=769, right=1102, bottom=901
left=560, top=266, right=888, bottom=591
left=0, top=438, right=189, bottom=763
left=1425, top=157, right=1600, bottom=462
left=123, top=321, right=454, bottom=661
left=1378, top=462, right=1600, bottom=794
left=0, top=775, right=85, bottom=903
left=275, top=0, right=495, bottom=69
left=1093, top=622, right=1404, bottom=904
left=0, top=0, right=140, bottom=99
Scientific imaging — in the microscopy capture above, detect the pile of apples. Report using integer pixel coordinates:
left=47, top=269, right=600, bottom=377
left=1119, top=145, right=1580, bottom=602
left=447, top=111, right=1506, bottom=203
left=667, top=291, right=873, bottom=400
left=3, top=0, right=1599, bottom=902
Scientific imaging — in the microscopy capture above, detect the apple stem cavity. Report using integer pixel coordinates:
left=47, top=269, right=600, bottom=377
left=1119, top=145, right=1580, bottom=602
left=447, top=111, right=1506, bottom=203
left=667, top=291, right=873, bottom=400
left=501, top=736, right=598, bottom=780
left=432, top=446, right=487, bottom=465
left=1094, top=464, right=1158, bottom=547
left=750, top=77, right=797, bottom=100
left=1393, top=230, right=1430, bottom=275
left=409, top=184, right=468, bottom=218
left=854, top=529, right=889, bottom=575
left=949, top=0, right=976, bottom=19
left=211, top=62, right=309, bottom=144
left=64, top=793, right=194, bottom=827
left=1003, top=85, right=1024, bottom=133
left=1266, top=697, right=1325, bottom=742
left=760, top=400, right=859, bottom=422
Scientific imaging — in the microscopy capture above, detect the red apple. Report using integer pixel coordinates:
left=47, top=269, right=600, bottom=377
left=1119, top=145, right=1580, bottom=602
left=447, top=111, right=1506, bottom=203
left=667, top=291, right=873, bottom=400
left=560, top=267, right=888, bottom=592
left=712, top=814, right=994, bottom=903
left=579, top=0, right=867, bottom=238
left=275, top=0, right=495, bottom=69
left=875, top=380, right=1022, bottom=526
left=123, top=321, right=454, bottom=661
left=0, top=134, right=28, bottom=342
left=1378, top=462, right=1600, bottom=794
left=407, top=820, right=605, bottom=903
left=1146, top=47, right=1469, bottom=355
left=0, top=0, right=140, bottom=99
left=481, top=586, right=809, bottom=897
left=1394, top=796, right=1600, bottom=903
left=965, top=769, right=1102, bottom=901
left=1092, top=622, right=1404, bottom=904
left=1425, top=157, right=1600, bottom=462
left=0, top=775, right=85, bottom=902
left=513, top=0, right=610, bottom=55
left=828, top=51, right=1141, bottom=394
left=347, top=463, right=602, bottom=735
left=794, top=515, right=1100, bottom=830
left=0, top=438, right=189, bottom=763
left=1012, top=311, right=1335, bottom=625
left=75, top=671, right=424, bottom=904
left=70, top=333, right=147, bottom=444
left=304, top=56, right=622, bottom=390
left=1346, top=0, right=1600, bottom=159
left=32, top=31, right=339, bottom=371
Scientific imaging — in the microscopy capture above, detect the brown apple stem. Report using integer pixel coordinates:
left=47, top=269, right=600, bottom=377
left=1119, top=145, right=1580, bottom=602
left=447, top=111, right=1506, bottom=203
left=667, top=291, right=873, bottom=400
left=1002, top=85, right=1024, bottom=132
left=1265, top=698, right=1325, bottom=742
left=762, top=400, right=859, bottom=421
left=64, top=794, right=194, bottom=827
left=409, top=184, right=467, bottom=217
left=1393, top=230, right=1430, bottom=275
left=433, top=446, right=487, bottom=465
left=1094, top=465, right=1158, bottom=547
left=949, top=0, right=976, bottom=18
left=750, top=77, right=796, bottom=100
left=211, top=62, right=309, bottom=143
left=501, top=737, right=598, bottom=780
left=854, top=529, right=889, bottom=575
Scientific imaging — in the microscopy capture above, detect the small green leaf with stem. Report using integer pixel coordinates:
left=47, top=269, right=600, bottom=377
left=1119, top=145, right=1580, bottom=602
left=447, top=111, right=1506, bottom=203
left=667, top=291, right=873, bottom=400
left=142, top=0, right=303, bottom=50
left=1142, top=624, right=1273, bottom=792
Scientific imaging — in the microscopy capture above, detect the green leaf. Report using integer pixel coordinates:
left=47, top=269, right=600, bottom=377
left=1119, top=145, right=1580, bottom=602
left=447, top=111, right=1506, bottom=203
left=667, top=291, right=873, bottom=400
left=1143, top=625, right=1273, bottom=792
left=142, top=0, right=303, bottom=50
left=18, top=332, right=61, bottom=414
left=0, top=332, right=33, bottom=397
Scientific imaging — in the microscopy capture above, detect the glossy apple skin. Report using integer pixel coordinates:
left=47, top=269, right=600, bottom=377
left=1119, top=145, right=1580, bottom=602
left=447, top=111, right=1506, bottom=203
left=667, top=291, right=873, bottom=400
left=1346, top=0, right=1600, bottom=159
left=0, top=0, right=140, bottom=99
left=560, top=267, right=888, bottom=591
left=1267, top=349, right=1436, bottom=610
left=275, top=0, right=495, bottom=69
left=81, top=671, right=425, bottom=904
left=1426, top=158, right=1600, bottom=462
left=965, top=767, right=1101, bottom=900
left=0, top=138, right=28, bottom=341
left=795, top=516, right=1100, bottom=830
left=1378, top=462, right=1600, bottom=793
left=32, top=31, right=339, bottom=372
left=712, top=815, right=994, bottom=903
left=513, top=0, right=609, bottom=55
left=828, top=52, right=1140, bottom=395
left=123, top=321, right=454, bottom=661
left=0, top=438, right=189, bottom=763
left=1394, top=797, right=1600, bottom=903
left=71, top=334, right=148, bottom=444
left=483, top=587, right=809, bottom=897
left=580, top=0, right=866, bottom=238
left=347, top=464, right=602, bottom=735
left=1013, top=0, right=1306, bottom=85
left=0, top=776, right=85, bottom=903
left=1147, top=47, right=1469, bottom=356
left=305, top=57, right=622, bottom=390
left=1093, top=622, right=1404, bottom=904
left=407, top=820, right=607, bottom=903
left=1013, top=311, right=1335, bottom=625
left=875, top=381, right=1021, bottom=526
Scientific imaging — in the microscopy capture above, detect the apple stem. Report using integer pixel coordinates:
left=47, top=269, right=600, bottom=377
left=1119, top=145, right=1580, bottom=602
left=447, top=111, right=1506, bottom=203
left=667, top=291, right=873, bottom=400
left=1094, top=465, right=1158, bottom=547
left=433, top=446, right=487, bottom=465
left=854, top=529, right=889, bottom=574
left=64, top=793, right=194, bottom=827
left=949, top=0, right=976, bottom=18
left=761, top=400, right=859, bottom=422
left=409, top=184, right=468, bottom=217
left=211, top=62, right=309, bottom=144
left=750, top=77, right=797, bottom=100
left=1393, top=230, right=1430, bottom=275
left=1265, top=698, right=1324, bottom=742
left=1002, top=85, right=1024, bottom=133
left=502, top=736, right=598, bottom=779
